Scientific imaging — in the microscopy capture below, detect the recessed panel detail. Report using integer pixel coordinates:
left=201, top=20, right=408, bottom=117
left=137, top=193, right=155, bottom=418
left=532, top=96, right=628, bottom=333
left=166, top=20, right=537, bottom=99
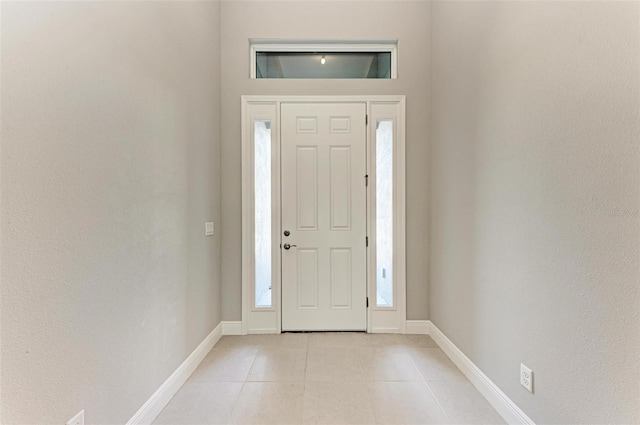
left=330, top=147, right=352, bottom=230
left=330, top=117, right=351, bottom=133
left=297, top=147, right=318, bottom=230
left=297, top=249, right=319, bottom=309
left=297, top=117, right=318, bottom=133
left=330, top=248, right=352, bottom=309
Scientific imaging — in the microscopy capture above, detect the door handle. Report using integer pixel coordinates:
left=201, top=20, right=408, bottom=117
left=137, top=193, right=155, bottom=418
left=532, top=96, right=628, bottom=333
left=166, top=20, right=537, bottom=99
left=283, top=243, right=297, bottom=250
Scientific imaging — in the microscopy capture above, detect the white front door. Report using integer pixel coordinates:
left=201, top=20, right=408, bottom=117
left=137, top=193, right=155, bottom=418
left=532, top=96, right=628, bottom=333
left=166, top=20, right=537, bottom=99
left=281, top=103, right=367, bottom=331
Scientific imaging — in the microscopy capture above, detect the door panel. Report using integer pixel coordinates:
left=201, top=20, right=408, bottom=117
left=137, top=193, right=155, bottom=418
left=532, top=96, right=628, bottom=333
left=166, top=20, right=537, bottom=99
left=296, top=147, right=318, bottom=230
left=330, top=146, right=352, bottom=230
left=330, top=248, right=352, bottom=309
left=281, top=103, right=367, bottom=331
left=297, top=248, right=319, bottom=309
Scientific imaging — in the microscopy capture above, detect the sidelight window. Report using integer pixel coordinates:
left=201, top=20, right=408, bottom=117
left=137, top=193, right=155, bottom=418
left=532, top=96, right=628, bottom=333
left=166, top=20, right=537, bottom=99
left=376, top=120, right=394, bottom=307
left=254, top=120, right=272, bottom=308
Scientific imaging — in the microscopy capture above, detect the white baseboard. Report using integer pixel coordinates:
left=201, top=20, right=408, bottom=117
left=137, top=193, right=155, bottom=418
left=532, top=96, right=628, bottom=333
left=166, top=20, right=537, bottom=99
left=405, top=320, right=430, bottom=335
left=222, top=321, right=243, bottom=335
left=370, top=327, right=402, bottom=334
left=247, top=328, right=279, bottom=334
left=126, top=322, right=223, bottom=425
left=428, top=321, right=535, bottom=425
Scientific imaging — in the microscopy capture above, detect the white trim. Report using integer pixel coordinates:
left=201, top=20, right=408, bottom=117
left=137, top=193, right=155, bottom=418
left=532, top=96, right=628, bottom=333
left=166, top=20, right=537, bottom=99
left=241, top=96, right=406, bottom=335
left=405, top=320, right=430, bottom=335
left=242, top=100, right=280, bottom=335
left=366, top=99, right=407, bottom=334
left=243, top=95, right=405, bottom=104
left=429, top=321, right=536, bottom=425
left=249, top=40, right=398, bottom=79
left=126, top=322, right=222, bottom=425
left=222, top=321, right=243, bottom=335
left=370, top=327, right=403, bottom=334
left=250, top=38, right=398, bottom=46
left=247, top=328, right=279, bottom=334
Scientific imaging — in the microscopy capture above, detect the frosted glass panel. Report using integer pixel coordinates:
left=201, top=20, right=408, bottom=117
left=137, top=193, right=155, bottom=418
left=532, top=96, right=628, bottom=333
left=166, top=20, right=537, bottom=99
left=376, top=120, right=393, bottom=307
left=255, top=120, right=272, bottom=308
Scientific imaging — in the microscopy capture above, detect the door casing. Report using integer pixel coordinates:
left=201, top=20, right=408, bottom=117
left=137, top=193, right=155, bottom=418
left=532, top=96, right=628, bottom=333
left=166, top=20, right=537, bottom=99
left=241, top=95, right=406, bottom=334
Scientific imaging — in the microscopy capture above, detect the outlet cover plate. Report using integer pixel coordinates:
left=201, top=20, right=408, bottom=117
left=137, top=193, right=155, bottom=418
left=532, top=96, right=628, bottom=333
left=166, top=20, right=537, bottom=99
left=205, top=221, right=214, bottom=236
left=66, top=410, right=84, bottom=425
left=520, top=363, right=533, bottom=393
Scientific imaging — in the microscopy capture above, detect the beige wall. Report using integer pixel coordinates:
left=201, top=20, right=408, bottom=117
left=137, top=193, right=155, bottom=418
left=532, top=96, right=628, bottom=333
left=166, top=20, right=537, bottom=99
left=0, top=1, right=222, bottom=423
left=220, top=1, right=431, bottom=321
left=430, top=1, right=640, bottom=423
left=4, top=1, right=637, bottom=423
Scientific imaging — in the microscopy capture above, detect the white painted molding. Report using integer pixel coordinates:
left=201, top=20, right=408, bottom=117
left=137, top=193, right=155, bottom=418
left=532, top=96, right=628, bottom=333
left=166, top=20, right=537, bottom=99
left=126, top=322, right=223, bottom=425
left=222, top=321, right=243, bottom=335
left=405, top=320, right=430, bottom=335
left=370, top=327, right=403, bottom=334
left=428, top=321, right=536, bottom=425
left=241, top=99, right=281, bottom=335
left=247, top=328, right=279, bottom=334
left=242, top=96, right=406, bottom=335
left=366, top=98, right=407, bottom=334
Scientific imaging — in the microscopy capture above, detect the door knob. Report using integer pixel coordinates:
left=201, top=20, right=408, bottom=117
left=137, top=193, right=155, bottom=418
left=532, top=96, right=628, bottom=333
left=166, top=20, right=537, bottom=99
left=283, top=243, right=297, bottom=250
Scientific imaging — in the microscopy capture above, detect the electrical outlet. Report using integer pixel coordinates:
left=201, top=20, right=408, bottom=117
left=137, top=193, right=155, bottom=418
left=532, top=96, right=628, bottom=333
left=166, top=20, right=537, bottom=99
left=66, top=410, right=84, bottom=425
left=520, top=363, right=533, bottom=393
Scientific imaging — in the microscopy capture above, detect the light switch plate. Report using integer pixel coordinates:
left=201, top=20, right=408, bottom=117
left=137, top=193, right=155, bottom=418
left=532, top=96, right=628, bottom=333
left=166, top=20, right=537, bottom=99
left=205, top=221, right=214, bottom=236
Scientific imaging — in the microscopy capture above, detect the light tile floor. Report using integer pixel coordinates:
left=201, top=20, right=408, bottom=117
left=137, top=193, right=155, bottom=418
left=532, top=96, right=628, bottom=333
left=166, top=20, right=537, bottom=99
left=153, top=333, right=506, bottom=425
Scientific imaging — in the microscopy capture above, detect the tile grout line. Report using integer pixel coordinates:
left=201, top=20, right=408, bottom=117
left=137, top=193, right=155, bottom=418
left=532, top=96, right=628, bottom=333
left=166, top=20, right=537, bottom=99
left=356, top=350, right=381, bottom=425
left=403, top=346, right=450, bottom=421
left=223, top=347, right=260, bottom=424
left=301, top=337, right=309, bottom=425
left=303, top=339, right=309, bottom=384
left=422, top=380, right=450, bottom=421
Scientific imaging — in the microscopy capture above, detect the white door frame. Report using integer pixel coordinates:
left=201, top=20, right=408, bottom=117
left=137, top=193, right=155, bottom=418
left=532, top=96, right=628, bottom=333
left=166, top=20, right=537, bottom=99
left=241, top=95, right=406, bottom=334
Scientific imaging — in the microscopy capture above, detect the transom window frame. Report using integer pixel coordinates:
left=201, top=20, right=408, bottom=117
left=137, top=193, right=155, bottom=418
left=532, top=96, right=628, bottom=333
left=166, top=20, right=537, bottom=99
left=249, top=39, right=399, bottom=79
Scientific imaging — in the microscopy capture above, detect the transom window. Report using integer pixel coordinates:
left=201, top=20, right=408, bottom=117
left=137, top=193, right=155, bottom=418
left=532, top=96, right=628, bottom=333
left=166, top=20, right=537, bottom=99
left=250, top=40, right=398, bottom=79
